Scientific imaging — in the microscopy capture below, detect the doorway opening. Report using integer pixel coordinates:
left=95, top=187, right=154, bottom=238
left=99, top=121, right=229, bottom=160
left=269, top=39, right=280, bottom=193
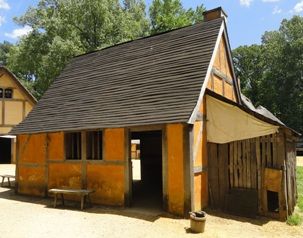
left=0, top=137, right=12, bottom=164
left=131, top=131, right=162, bottom=210
left=267, top=190, right=279, bottom=213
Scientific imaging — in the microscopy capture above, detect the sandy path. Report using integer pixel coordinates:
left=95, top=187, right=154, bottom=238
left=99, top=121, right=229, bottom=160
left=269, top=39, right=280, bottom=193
left=0, top=164, right=302, bottom=238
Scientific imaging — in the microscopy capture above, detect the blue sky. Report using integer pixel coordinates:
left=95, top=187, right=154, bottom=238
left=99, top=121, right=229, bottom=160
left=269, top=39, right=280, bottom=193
left=0, top=0, right=303, bottom=49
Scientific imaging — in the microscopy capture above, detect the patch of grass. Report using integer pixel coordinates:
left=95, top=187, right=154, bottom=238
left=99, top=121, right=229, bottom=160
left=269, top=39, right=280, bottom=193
left=287, top=165, right=303, bottom=226
left=287, top=213, right=303, bottom=226
left=297, top=167, right=303, bottom=211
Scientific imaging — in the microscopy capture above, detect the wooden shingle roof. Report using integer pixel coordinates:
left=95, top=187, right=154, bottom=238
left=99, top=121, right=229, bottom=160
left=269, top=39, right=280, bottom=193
left=11, top=18, right=223, bottom=135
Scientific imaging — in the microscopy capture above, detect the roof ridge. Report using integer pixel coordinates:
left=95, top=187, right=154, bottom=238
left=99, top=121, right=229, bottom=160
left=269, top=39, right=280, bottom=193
left=73, top=18, right=223, bottom=60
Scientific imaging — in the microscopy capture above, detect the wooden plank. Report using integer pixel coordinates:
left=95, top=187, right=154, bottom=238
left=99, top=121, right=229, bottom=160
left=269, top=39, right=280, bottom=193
left=81, top=132, right=87, bottom=189
left=218, top=144, right=228, bottom=209
left=223, top=143, right=229, bottom=209
left=208, top=143, right=219, bottom=208
left=238, top=141, right=242, bottom=188
left=15, top=136, right=20, bottom=194
left=162, top=126, right=168, bottom=211
left=247, top=139, right=251, bottom=189
left=272, top=133, right=277, bottom=169
left=250, top=139, right=257, bottom=189
left=256, top=137, right=262, bottom=213
left=229, top=142, right=234, bottom=188
left=242, top=140, right=247, bottom=188
left=183, top=124, right=194, bottom=214
left=233, top=141, right=238, bottom=188
left=261, top=136, right=266, bottom=169
left=44, top=134, right=49, bottom=197
left=124, top=129, right=131, bottom=206
left=276, top=131, right=285, bottom=168
left=286, top=143, right=293, bottom=215
left=280, top=160, right=288, bottom=219
left=267, top=135, right=272, bottom=168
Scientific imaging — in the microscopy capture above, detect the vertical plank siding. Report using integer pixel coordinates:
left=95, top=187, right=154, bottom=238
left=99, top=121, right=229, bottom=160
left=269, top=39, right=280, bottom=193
left=207, top=130, right=297, bottom=220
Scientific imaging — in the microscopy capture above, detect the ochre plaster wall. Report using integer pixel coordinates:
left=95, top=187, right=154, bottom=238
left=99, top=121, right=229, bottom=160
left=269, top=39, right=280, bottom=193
left=87, top=164, right=124, bottom=205
left=0, top=69, right=35, bottom=135
left=207, top=35, right=237, bottom=102
left=166, top=124, right=185, bottom=215
left=17, top=129, right=125, bottom=206
left=0, top=68, right=35, bottom=164
left=17, top=134, right=47, bottom=196
left=104, top=128, right=125, bottom=161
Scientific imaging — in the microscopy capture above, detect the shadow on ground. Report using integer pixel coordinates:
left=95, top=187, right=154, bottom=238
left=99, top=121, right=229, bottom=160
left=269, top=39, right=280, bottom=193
left=204, top=208, right=271, bottom=226
left=0, top=187, right=273, bottom=226
left=0, top=187, right=174, bottom=222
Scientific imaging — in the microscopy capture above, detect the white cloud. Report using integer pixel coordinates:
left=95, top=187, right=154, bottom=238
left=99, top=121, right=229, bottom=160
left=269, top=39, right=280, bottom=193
left=0, top=0, right=10, bottom=10
left=0, top=16, right=5, bottom=26
left=272, top=6, right=282, bottom=14
left=294, top=1, right=303, bottom=14
left=5, top=25, right=32, bottom=39
left=240, top=0, right=253, bottom=7
left=262, top=0, right=280, bottom=2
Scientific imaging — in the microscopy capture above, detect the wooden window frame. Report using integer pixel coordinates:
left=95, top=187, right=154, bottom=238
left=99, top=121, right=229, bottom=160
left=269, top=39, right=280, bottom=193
left=86, top=130, right=103, bottom=160
left=65, top=132, right=82, bottom=160
left=4, top=88, right=13, bottom=99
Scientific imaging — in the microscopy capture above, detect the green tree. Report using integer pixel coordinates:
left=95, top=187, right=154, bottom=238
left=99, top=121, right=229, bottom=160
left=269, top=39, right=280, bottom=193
left=149, top=0, right=205, bottom=34
left=0, top=41, right=13, bottom=66
left=233, top=16, right=303, bottom=133
left=8, top=0, right=149, bottom=98
left=233, top=45, right=264, bottom=105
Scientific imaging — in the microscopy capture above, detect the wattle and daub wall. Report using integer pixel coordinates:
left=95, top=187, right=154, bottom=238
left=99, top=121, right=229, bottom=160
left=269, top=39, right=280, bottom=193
left=16, top=124, right=190, bottom=215
left=17, top=129, right=125, bottom=206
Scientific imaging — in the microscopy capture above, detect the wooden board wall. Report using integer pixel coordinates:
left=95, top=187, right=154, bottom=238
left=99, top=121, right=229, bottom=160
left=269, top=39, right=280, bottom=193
left=166, top=124, right=185, bottom=215
left=207, top=130, right=297, bottom=220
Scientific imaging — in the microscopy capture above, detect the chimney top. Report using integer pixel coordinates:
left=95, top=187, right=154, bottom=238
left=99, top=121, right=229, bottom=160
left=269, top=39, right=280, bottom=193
left=203, top=7, right=228, bottom=22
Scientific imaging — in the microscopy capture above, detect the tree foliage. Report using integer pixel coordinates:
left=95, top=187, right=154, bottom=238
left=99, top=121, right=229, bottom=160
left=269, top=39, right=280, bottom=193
left=7, top=0, right=149, bottom=98
left=4, top=0, right=204, bottom=99
left=149, top=0, right=205, bottom=34
left=0, top=41, right=13, bottom=66
left=233, top=16, right=303, bottom=133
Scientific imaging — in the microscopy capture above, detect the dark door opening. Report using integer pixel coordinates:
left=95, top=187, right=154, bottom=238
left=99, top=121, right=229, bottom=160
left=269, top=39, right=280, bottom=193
left=267, top=190, right=279, bottom=213
left=131, top=131, right=162, bottom=210
left=0, top=137, right=12, bottom=164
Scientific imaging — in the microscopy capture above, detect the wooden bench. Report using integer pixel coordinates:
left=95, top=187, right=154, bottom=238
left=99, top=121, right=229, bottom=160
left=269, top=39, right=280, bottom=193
left=0, top=175, right=15, bottom=187
left=48, top=188, right=94, bottom=210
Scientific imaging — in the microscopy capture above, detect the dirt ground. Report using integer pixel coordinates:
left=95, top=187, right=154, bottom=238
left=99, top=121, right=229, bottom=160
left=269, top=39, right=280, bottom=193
left=0, top=164, right=303, bottom=238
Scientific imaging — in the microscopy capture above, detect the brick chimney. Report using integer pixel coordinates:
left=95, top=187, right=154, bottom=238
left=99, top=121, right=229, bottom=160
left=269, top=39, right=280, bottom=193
left=203, top=7, right=228, bottom=22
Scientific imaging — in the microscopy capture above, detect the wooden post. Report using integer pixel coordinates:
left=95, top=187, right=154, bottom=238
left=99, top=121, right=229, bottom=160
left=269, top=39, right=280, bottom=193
left=256, top=137, right=262, bottom=213
left=81, top=131, right=87, bottom=189
left=162, top=126, right=168, bottom=211
left=247, top=139, right=251, bottom=189
left=183, top=124, right=193, bottom=215
left=233, top=141, right=238, bottom=188
left=237, top=141, right=242, bottom=188
left=15, top=136, right=20, bottom=194
left=124, top=129, right=131, bottom=206
left=44, top=133, right=49, bottom=197
left=229, top=142, right=234, bottom=188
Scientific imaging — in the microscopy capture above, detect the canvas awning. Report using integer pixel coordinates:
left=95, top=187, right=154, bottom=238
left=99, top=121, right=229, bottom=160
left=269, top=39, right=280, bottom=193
left=206, top=95, right=279, bottom=144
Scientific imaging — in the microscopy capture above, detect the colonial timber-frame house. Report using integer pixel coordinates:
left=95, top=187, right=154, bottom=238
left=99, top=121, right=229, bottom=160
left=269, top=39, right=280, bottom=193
left=11, top=8, right=298, bottom=220
left=0, top=66, right=36, bottom=164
